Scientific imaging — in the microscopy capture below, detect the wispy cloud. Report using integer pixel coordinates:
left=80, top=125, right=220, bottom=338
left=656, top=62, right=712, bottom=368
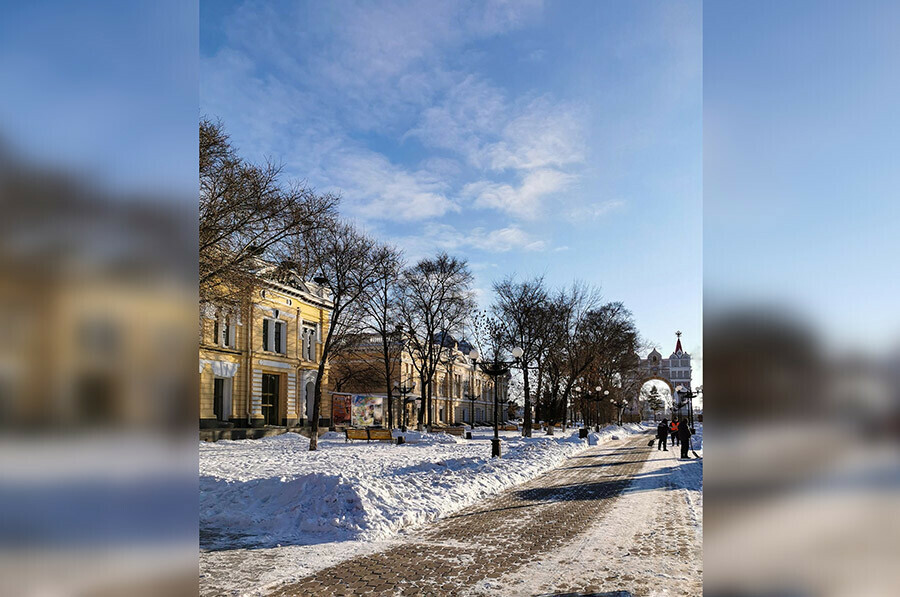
left=324, top=150, right=458, bottom=222
left=482, top=97, right=586, bottom=171
left=392, top=222, right=548, bottom=261
left=463, top=168, right=576, bottom=219
left=564, top=200, right=626, bottom=222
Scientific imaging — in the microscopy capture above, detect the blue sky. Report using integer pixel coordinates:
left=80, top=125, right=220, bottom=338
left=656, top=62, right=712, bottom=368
left=705, top=0, right=900, bottom=354
left=201, top=0, right=703, bottom=381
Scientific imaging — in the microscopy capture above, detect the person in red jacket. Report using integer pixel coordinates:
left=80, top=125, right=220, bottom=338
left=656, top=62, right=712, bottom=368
left=669, top=419, right=679, bottom=447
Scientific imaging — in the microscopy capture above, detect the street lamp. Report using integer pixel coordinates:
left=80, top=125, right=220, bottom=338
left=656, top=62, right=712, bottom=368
left=469, top=345, right=523, bottom=458
left=463, top=379, right=476, bottom=428
left=609, top=394, right=627, bottom=426
left=675, top=385, right=701, bottom=432
left=597, top=388, right=608, bottom=431
left=393, top=379, right=416, bottom=432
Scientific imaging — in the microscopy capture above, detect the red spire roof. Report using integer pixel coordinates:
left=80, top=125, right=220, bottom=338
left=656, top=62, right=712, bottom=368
left=674, top=330, right=683, bottom=354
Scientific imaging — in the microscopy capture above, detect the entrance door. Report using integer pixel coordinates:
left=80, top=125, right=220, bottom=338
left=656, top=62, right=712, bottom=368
left=262, top=374, right=280, bottom=425
left=213, top=378, right=224, bottom=421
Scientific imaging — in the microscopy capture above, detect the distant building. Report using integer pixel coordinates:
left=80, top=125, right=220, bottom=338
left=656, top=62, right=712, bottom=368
left=328, top=334, right=509, bottom=428
left=639, top=331, right=693, bottom=418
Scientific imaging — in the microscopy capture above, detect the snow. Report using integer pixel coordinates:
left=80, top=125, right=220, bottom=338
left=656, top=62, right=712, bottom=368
left=471, top=424, right=704, bottom=596
left=200, top=424, right=651, bottom=551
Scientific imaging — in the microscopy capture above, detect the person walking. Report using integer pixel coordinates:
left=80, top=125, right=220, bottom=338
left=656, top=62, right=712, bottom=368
left=678, top=417, right=693, bottom=459
left=669, top=418, right=679, bottom=447
left=656, top=418, right=669, bottom=451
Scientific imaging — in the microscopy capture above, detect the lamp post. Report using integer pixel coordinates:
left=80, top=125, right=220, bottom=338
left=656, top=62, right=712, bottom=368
left=675, top=385, right=701, bottom=432
left=469, top=346, right=523, bottom=458
left=597, top=388, right=608, bottom=431
left=394, top=379, right=416, bottom=432
left=463, top=380, right=476, bottom=428
left=609, top=395, right=627, bottom=426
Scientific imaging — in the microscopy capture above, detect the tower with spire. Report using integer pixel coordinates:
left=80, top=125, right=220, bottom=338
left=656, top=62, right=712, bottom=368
left=638, top=331, right=692, bottom=393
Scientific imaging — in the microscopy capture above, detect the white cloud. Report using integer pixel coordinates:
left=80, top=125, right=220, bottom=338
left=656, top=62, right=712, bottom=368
left=564, top=199, right=626, bottom=222
left=463, top=168, right=575, bottom=219
left=325, top=150, right=458, bottom=222
left=392, top=222, right=548, bottom=261
left=483, top=97, right=586, bottom=171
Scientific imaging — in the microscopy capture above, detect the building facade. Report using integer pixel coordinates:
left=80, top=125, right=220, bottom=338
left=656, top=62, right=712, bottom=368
left=328, top=335, right=509, bottom=428
left=199, top=267, right=332, bottom=429
left=638, top=331, right=693, bottom=417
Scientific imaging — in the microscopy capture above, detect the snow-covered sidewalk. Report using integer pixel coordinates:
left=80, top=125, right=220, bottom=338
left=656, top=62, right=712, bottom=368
left=472, top=424, right=703, bottom=596
left=200, top=424, right=650, bottom=595
left=200, top=424, right=649, bottom=550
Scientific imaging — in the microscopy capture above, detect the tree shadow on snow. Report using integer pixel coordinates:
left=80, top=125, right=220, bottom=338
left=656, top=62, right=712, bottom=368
left=537, top=591, right=634, bottom=597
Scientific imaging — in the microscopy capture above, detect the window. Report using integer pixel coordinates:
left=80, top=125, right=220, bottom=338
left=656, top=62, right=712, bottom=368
left=302, top=325, right=316, bottom=361
left=212, top=309, right=236, bottom=348
left=263, top=318, right=286, bottom=354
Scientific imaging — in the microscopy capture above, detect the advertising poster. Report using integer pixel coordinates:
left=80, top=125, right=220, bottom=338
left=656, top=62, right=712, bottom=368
left=351, top=395, right=383, bottom=427
left=331, top=393, right=352, bottom=426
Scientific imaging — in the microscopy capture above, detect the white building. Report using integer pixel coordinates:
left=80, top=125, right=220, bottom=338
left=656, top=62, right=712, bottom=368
left=639, top=331, right=693, bottom=417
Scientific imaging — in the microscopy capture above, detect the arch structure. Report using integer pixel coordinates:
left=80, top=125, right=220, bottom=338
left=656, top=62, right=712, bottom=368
left=639, top=375, right=674, bottom=396
left=634, top=331, right=694, bottom=419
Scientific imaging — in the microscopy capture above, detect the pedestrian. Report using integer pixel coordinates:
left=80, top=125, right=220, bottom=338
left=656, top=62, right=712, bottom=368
left=669, top=419, right=679, bottom=447
left=678, top=417, right=693, bottom=459
left=656, top=418, right=669, bottom=451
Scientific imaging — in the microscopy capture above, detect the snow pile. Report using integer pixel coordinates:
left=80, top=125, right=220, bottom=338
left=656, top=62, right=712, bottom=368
left=200, top=424, right=650, bottom=549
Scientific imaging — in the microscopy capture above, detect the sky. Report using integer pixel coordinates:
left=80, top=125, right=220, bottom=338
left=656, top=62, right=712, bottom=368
left=705, top=0, right=900, bottom=356
left=200, top=0, right=703, bottom=384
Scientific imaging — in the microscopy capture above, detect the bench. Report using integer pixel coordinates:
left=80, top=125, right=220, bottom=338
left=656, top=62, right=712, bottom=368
left=345, top=428, right=394, bottom=443
left=368, top=428, right=394, bottom=442
left=501, top=424, right=518, bottom=431
left=444, top=427, right=466, bottom=437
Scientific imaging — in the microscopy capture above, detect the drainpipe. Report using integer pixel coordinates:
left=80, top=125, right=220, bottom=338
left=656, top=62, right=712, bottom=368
left=246, top=301, right=253, bottom=426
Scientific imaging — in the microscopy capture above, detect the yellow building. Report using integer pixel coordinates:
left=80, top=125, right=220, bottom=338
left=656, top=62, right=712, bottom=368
left=329, top=336, right=509, bottom=428
left=199, top=266, right=332, bottom=429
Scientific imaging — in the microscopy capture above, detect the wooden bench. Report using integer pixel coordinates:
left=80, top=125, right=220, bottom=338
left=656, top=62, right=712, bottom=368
left=345, top=428, right=394, bottom=443
left=444, top=427, right=466, bottom=437
left=368, top=428, right=394, bottom=442
left=501, top=424, right=518, bottom=431
left=345, top=428, right=369, bottom=442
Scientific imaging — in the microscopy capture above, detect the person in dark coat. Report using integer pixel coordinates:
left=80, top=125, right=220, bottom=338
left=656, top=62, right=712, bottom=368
left=656, top=418, right=669, bottom=451
left=678, top=417, right=693, bottom=458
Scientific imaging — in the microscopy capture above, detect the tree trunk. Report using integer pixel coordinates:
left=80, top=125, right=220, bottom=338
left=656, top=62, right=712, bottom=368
left=522, top=365, right=532, bottom=438
left=417, top=372, right=426, bottom=428
left=309, top=356, right=327, bottom=451
left=382, top=337, right=393, bottom=429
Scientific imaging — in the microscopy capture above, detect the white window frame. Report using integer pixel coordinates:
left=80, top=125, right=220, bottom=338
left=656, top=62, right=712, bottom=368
left=263, top=318, right=287, bottom=354
left=302, top=324, right=317, bottom=362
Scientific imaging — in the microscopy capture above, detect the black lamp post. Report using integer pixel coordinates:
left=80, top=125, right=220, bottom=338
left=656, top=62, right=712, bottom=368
left=394, top=379, right=416, bottom=432
left=609, top=395, right=627, bottom=426
left=469, top=346, right=523, bottom=458
left=463, top=380, right=476, bottom=428
left=675, top=385, right=701, bottom=433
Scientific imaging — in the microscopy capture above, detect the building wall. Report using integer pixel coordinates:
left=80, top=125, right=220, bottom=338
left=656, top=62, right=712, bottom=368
left=199, top=282, right=331, bottom=428
left=327, top=340, right=505, bottom=427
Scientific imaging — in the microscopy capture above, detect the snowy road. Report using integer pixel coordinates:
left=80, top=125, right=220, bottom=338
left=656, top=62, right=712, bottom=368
left=200, top=426, right=701, bottom=596
left=472, top=436, right=703, bottom=596
left=264, top=432, right=701, bottom=596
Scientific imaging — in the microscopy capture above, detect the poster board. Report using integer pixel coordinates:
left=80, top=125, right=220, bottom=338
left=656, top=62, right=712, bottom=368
left=351, top=395, right=384, bottom=427
left=331, top=393, right=352, bottom=426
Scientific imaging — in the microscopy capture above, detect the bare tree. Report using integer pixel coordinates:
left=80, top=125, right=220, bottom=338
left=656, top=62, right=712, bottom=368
left=541, top=282, right=603, bottom=430
left=398, top=253, right=474, bottom=428
left=293, top=219, right=384, bottom=451
left=492, top=275, right=549, bottom=437
left=359, top=244, right=405, bottom=429
left=199, top=118, right=337, bottom=305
